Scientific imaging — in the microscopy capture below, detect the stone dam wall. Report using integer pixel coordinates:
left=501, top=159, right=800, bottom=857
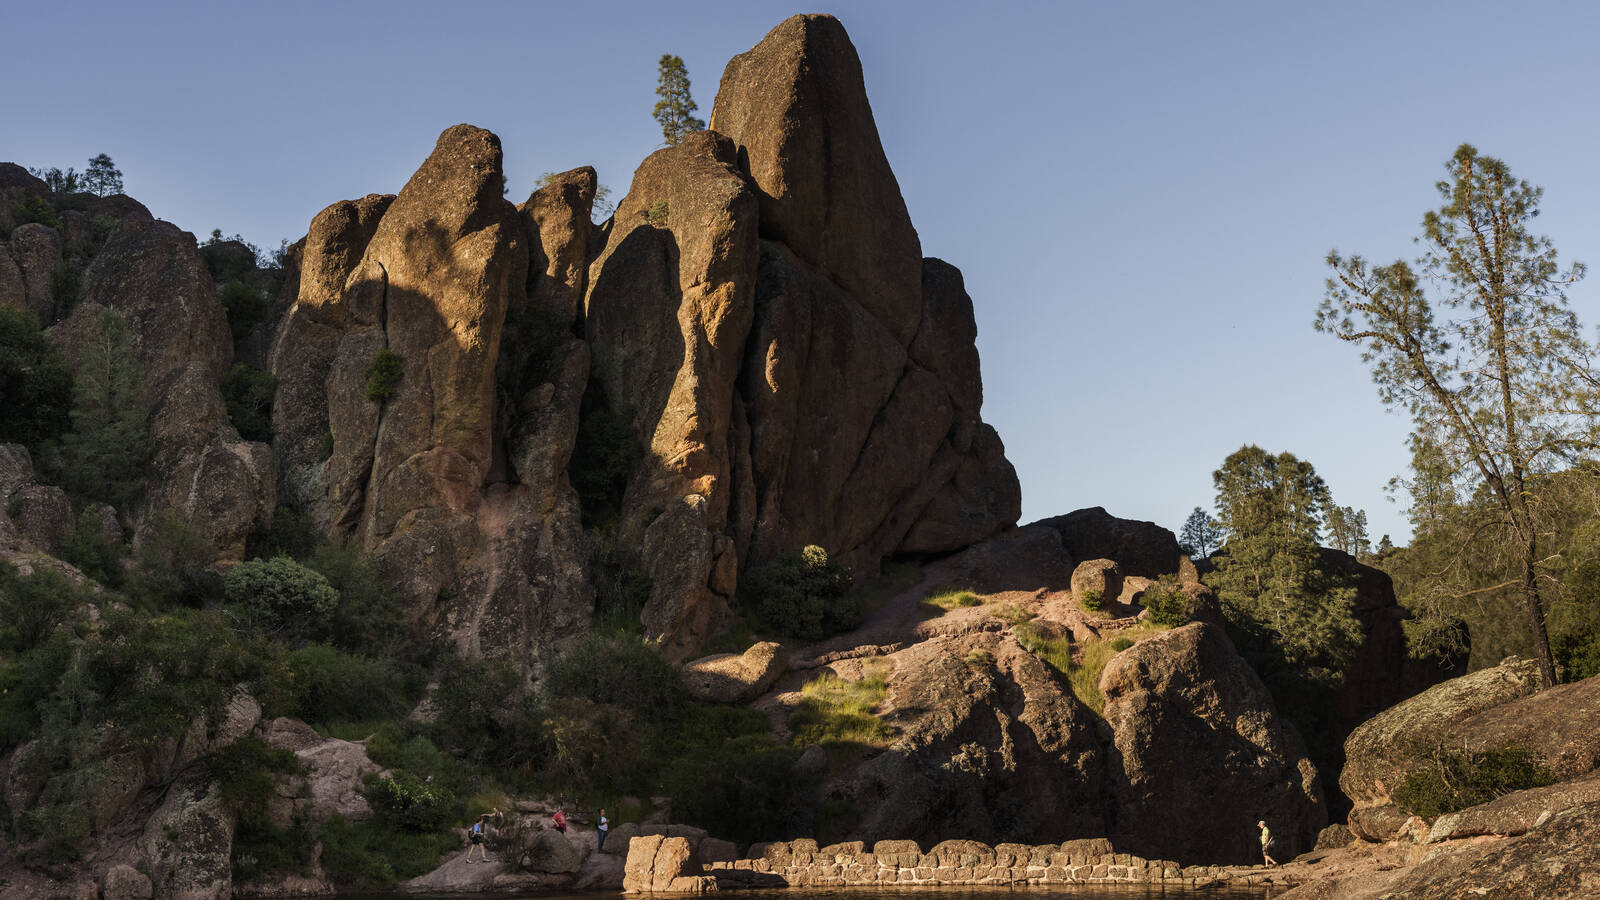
left=625, top=835, right=1284, bottom=892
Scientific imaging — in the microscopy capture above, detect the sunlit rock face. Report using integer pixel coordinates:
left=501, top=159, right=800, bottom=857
left=266, top=14, right=1017, bottom=663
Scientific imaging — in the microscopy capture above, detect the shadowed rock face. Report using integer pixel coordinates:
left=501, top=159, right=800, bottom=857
left=1100, top=623, right=1326, bottom=864
left=271, top=125, right=592, bottom=667
left=50, top=210, right=274, bottom=553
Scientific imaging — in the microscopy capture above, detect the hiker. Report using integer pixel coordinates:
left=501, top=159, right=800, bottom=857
left=465, top=807, right=502, bottom=863
left=553, top=806, right=568, bottom=833
left=596, top=808, right=610, bottom=850
left=1258, top=820, right=1277, bottom=866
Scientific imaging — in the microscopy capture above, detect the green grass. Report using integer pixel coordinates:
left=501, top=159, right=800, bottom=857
left=1068, top=640, right=1119, bottom=714
left=1014, top=620, right=1074, bottom=675
left=789, top=669, right=894, bottom=748
left=924, top=588, right=983, bottom=610
left=992, top=604, right=1034, bottom=626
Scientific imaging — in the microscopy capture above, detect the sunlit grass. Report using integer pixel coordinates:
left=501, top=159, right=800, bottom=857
left=789, top=668, right=894, bottom=748
left=1066, top=624, right=1172, bottom=714
left=924, top=587, right=983, bottom=610
left=1014, top=619, right=1074, bottom=675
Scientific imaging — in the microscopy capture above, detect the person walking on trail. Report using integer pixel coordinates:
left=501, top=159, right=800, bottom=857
left=465, top=807, right=502, bottom=863
left=596, top=808, right=610, bottom=850
left=1258, top=820, right=1278, bottom=866
left=553, top=806, right=568, bottom=834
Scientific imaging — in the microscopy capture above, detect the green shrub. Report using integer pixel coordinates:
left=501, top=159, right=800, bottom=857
left=222, top=363, right=276, bottom=442
left=53, top=307, right=151, bottom=512
left=0, top=306, right=74, bottom=448
left=743, top=545, right=856, bottom=641
left=61, top=506, right=125, bottom=587
left=664, top=733, right=803, bottom=845
left=646, top=200, right=669, bottom=226
left=541, top=696, right=640, bottom=791
left=209, top=735, right=302, bottom=828
left=924, top=588, right=982, bottom=610
left=363, top=349, right=403, bottom=403
left=280, top=644, right=414, bottom=726
left=50, top=264, right=80, bottom=312
left=307, top=542, right=410, bottom=656
left=1080, top=588, right=1106, bottom=613
left=364, top=770, right=456, bottom=832
left=233, top=820, right=315, bottom=883
left=1068, top=639, right=1118, bottom=714
left=316, top=815, right=457, bottom=888
left=220, top=280, right=268, bottom=343
left=543, top=633, right=685, bottom=724
left=1140, top=576, right=1193, bottom=627
left=13, top=193, right=60, bottom=230
left=225, top=556, right=339, bottom=641
left=124, top=512, right=221, bottom=609
left=319, top=430, right=335, bottom=460
left=1392, top=745, right=1556, bottom=818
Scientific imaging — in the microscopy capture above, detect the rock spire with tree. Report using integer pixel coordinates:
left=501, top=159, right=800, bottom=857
left=1318, top=143, right=1592, bottom=689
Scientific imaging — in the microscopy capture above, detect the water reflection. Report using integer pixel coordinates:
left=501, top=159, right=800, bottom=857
left=358, top=887, right=1282, bottom=900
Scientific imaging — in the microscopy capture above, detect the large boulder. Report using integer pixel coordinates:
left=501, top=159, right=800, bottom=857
left=1100, top=622, right=1326, bottom=864
left=851, top=632, right=1108, bottom=844
left=1036, top=507, right=1181, bottom=578
left=622, top=834, right=712, bottom=893
left=1341, top=657, right=1542, bottom=840
left=519, top=166, right=596, bottom=323
left=142, top=775, right=235, bottom=900
left=261, top=718, right=380, bottom=823
left=682, top=641, right=787, bottom=703
left=0, top=245, right=26, bottom=312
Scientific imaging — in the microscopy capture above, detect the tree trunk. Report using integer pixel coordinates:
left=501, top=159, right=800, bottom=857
left=1520, top=540, right=1559, bottom=689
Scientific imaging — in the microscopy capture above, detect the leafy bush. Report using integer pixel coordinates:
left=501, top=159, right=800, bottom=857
left=1140, top=576, right=1193, bottom=627
left=0, top=306, right=74, bottom=448
left=61, top=506, right=125, bottom=587
left=363, top=349, right=403, bottom=402
left=1392, top=745, right=1556, bottom=818
left=125, top=512, right=221, bottom=609
left=743, top=545, right=856, bottom=640
left=542, top=696, right=640, bottom=790
left=220, top=280, right=268, bottom=342
left=664, top=732, right=804, bottom=845
left=316, top=815, right=457, bottom=888
left=222, top=363, right=276, bottom=442
left=364, top=770, right=456, bottom=832
left=225, top=556, right=339, bottom=641
left=53, top=307, right=151, bottom=512
left=307, top=542, right=411, bottom=655
left=209, top=735, right=302, bottom=829
left=543, top=633, right=685, bottom=724
left=280, top=644, right=415, bottom=726
left=646, top=199, right=669, bottom=226
left=50, top=264, right=80, bottom=312
left=12, top=193, right=60, bottom=230
left=1080, top=588, right=1106, bottom=613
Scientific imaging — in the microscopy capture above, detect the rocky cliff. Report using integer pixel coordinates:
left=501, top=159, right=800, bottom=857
left=262, top=13, right=1019, bottom=663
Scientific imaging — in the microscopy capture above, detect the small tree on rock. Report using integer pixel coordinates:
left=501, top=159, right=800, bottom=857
left=1178, top=506, right=1224, bottom=558
left=83, top=154, right=123, bottom=197
left=653, top=54, right=705, bottom=147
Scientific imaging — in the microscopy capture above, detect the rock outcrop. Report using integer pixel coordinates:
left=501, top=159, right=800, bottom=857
left=683, top=641, right=788, bottom=703
left=851, top=632, right=1108, bottom=844
left=623, top=834, right=716, bottom=893
left=1340, top=657, right=1542, bottom=841
left=1100, top=623, right=1326, bottom=864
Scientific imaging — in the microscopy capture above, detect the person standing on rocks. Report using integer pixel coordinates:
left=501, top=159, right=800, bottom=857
left=553, top=806, right=568, bottom=833
left=597, top=808, right=609, bottom=850
left=1258, top=820, right=1278, bottom=866
left=465, top=808, right=502, bottom=864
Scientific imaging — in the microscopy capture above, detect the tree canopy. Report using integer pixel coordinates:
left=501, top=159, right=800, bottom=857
left=1318, top=143, right=1591, bottom=687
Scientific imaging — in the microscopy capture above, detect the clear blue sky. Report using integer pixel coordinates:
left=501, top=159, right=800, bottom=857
left=9, top=0, right=1600, bottom=546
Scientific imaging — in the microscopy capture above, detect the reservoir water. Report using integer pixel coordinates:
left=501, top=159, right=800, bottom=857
left=366, top=887, right=1284, bottom=900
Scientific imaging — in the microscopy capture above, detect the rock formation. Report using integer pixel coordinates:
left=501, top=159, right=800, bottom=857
left=260, top=13, right=1018, bottom=662
left=1100, top=623, right=1326, bottom=863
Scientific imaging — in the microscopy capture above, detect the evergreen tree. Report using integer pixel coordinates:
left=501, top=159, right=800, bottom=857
left=83, top=153, right=123, bottom=197
left=652, top=54, right=705, bottom=146
left=56, top=307, right=151, bottom=512
left=1205, top=445, right=1361, bottom=669
left=1318, top=144, right=1591, bottom=687
left=1324, top=505, right=1370, bottom=558
left=1178, top=506, right=1223, bottom=558
left=0, top=307, right=74, bottom=449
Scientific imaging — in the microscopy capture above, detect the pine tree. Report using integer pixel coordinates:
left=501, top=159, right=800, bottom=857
left=1178, top=506, right=1223, bottom=558
left=56, top=307, right=151, bottom=512
left=83, top=153, right=123, bottom=197
left=1319, top=144, right=1591, bottom=687
left=652, top=54, right=705, bottom=146
left=1205, top=445, right=1361, bottom=669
